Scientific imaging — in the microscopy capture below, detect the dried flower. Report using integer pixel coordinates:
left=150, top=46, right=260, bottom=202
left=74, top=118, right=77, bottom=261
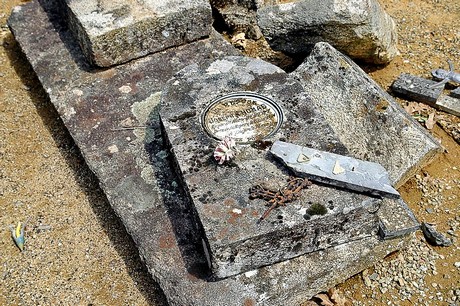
left=214, top=136, right=237, bottom=165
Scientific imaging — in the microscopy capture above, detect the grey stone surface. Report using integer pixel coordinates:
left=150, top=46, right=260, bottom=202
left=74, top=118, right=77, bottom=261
left=271, top=141, right=399, bottom=199
left=60, top=0, right=213, bottom=67
left=292, top=42, right=442, bottom=188
left=391, top=73, right=444, bottom=105
left=436, top=95, right=460, bottom=117
left=160, top=56, right=385, bottom=279
left=257, top=0, right=399, bottom=64
left=451, top=87, right=460, bottom=99
left=9, top=2, right=420, bottom=305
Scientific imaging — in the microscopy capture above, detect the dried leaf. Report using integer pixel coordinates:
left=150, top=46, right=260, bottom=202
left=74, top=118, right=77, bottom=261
left=328, top=288, right=349, bottom=306
left=314, top=293, right=334, bottom=306
left=404, top=103, right=415, bottom=115
left=425, top=112, right=436, bottom=130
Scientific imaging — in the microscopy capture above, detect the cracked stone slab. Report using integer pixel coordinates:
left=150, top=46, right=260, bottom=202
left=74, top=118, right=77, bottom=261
left=270, top=141, right=399, bottom=199
left=59, top=0, right=213, bottom=66
left=391, top=73, right=444, bottom=105
left=8, top=2, right=420, bottom=304
left=292, top=42, right=442, bottom=188
left=257, top=0, right=399, bottom=64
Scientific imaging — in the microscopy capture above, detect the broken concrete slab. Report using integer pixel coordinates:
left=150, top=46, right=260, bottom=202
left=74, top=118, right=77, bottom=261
left=59, top=0, right=213, bottom=67
left=9, top=1, right=420, bottom=304
left=160, top=56, right=387, bottom=279
left=270, top=141, right=399, bottom=199
left=391, top=73, right=444, bottom=105
left=257, top=0, right=399, bottom=64
left=436, top=95, right=460, bottom=117
left=291, top=42, right=442, bottom=188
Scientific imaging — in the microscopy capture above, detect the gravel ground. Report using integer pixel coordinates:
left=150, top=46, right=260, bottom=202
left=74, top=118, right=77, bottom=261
left=1, top=0, right=460, bottom=305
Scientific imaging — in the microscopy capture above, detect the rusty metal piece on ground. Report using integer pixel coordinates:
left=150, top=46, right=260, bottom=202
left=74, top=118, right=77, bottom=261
left=249, top=176, right=312, bottom=223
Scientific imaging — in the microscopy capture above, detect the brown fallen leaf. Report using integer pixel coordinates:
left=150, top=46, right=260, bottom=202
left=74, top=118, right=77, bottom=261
left=314, top=293, right=334, bottom=306
left=328, top=288, right=350, bottom=306
left=425, top=112, right=436, bottom=130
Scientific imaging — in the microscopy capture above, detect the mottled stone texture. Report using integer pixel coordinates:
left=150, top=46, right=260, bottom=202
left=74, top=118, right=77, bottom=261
left=292, top=43, right=441, bottom=188
left=257, top=0, right=399, bottom=64
left=9, top=2, right=419, bottom=305
left=160, top=56, right=385, bottom=279
left=60, top=0, right=212, bottom=67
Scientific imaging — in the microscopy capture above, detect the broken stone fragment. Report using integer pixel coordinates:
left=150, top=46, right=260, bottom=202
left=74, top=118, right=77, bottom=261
left=391, top=73, right=444, bottom=105
left=270, top=141, right=400, bottom=199
left=257, top=0, right=399, bottom=64
left=421, top=222, right=452, bottom=247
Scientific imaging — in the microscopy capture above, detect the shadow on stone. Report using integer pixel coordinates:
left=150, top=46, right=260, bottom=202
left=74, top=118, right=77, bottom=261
left=4, top=30, right=169, bottom=306
left=36, top=0, right=96, bottom=72
left=143, top=111, right=211, bottom=280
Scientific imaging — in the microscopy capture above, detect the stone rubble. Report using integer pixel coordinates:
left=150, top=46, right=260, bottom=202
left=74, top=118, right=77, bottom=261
left=350, top=236, right=446, bottom=305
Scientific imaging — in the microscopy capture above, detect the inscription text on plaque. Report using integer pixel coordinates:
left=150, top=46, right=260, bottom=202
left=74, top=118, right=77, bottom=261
left=202, top=92, right=283, bottom=143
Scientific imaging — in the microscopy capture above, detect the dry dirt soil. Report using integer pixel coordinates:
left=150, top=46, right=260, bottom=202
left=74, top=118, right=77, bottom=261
left=1, top=0, right=459, bottom=305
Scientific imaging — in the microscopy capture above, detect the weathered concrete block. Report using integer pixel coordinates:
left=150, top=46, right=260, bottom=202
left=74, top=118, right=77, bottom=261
left=8, top=2, right=420, bottom=304
left=436, top=95, right=460, bottom=117
left=257, top=0, right=399, bottom=64
left=292, top=43, right=441, bottom=188
left=160, top=56, right=387, bottom=279
left=60, top=0, right=213, bottom=67
left=391, top=73, right=444, bottom=105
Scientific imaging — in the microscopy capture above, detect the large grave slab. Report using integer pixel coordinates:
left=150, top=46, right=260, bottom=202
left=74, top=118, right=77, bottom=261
left=159, top=56, right=390, bottom=279
left=291, top=42, right=442, bottom=188
left=9, top=1, right=420, bottom=304
left=59, top=0, right=213, bottom=67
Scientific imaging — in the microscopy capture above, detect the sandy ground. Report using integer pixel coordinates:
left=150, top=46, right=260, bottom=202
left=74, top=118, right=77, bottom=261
left=1, top=0, right=459, bottom=305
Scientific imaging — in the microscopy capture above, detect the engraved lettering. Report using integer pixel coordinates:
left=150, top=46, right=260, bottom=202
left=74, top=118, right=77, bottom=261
left=202, top=93, right=283, bottom=143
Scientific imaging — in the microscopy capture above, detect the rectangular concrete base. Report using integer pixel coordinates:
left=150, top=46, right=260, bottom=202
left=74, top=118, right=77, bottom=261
left=8, top=1, right=419, bottom=304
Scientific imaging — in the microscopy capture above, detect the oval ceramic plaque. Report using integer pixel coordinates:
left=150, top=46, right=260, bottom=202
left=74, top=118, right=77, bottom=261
left=202, top=92, right=283, bottom=143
